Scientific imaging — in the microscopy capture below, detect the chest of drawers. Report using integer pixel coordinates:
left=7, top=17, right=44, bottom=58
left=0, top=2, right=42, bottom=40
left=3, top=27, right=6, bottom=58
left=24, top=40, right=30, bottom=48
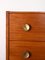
left=6, top=12, right=45, bottom=60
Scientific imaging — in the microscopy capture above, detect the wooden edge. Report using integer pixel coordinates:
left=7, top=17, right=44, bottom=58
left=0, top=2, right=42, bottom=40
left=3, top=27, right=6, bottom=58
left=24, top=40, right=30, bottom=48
left=6, top=11, right=10, bottom=60
left=6, top=11, right=45, bottom=14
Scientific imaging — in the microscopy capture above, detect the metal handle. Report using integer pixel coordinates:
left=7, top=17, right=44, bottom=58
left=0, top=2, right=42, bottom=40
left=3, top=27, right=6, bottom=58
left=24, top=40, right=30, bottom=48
left=22, top=51, right=31, bottom=59
left=23, top=24, right=31, bottom=31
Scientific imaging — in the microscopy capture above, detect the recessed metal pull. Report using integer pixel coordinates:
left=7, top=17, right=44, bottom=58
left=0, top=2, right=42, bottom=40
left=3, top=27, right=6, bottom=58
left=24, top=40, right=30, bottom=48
left=23, top=24, right=31, bottom=31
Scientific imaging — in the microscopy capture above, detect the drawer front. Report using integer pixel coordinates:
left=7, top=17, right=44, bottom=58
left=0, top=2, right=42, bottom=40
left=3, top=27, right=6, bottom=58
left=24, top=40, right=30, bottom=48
left=9, top=41, right=45, bottom=60
left=8, top=12, right=45, bottom=41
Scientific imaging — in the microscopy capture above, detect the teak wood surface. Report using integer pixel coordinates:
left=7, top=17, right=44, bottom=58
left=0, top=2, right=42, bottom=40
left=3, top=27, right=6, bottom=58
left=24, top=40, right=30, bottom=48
left=6, top=12, right=45, bottom=60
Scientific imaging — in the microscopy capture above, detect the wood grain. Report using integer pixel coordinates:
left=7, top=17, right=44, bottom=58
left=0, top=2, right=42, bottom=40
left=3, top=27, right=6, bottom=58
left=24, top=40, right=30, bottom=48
left=6, top=12, right=45, bottom=60
left=9, top=12, right=45, bottom=41
left=9, top=41, right=45, bottom=60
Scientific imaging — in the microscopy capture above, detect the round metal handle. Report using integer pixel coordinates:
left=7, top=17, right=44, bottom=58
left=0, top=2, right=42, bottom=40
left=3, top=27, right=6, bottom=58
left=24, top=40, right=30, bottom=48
left=22, top=51, right=31, bottom=59
left=23, top=24, right=31, bottom=31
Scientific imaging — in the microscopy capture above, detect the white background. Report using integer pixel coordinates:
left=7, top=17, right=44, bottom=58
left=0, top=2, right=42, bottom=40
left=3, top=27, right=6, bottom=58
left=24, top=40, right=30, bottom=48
left=0, top=0, right=45, bottom=60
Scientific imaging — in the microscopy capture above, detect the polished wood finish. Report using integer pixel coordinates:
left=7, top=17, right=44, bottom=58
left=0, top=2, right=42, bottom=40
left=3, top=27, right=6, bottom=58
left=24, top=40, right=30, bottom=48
left=9, top=12, right=45, bottom=41
left=10, top=41, right=45, bottom=60
left=6, top=12, right=45, bottom=60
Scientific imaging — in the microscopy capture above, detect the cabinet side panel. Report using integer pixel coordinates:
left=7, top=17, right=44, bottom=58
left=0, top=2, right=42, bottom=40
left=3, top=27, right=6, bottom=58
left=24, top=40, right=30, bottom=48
left=6, top=11, right=10, bottom=60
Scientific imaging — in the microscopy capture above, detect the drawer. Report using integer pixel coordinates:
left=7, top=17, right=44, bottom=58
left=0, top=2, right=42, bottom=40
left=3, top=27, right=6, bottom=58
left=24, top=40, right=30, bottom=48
left=9, top=41, right=45, bottom=60
left=7, top=12, right=45, bottom=41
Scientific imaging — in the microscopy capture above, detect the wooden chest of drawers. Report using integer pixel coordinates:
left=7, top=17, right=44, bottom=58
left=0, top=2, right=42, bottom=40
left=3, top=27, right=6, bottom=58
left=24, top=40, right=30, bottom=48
left=6, top=12, right=45, bottom=60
